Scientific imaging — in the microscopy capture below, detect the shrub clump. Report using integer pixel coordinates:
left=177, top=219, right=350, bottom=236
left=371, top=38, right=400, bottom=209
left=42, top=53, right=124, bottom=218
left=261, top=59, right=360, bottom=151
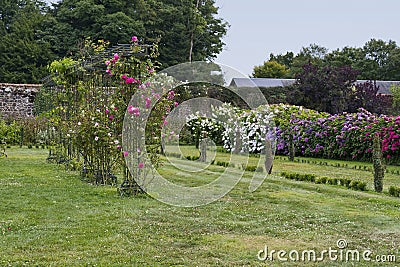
left=280, top=172, right=367, bottom=191
left=389, top=186, right=400, bottom=197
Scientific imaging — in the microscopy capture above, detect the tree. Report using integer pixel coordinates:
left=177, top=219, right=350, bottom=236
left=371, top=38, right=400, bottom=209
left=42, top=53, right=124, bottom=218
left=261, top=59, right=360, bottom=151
left=349, top=81, right=393, bottom=114
left=324, top=46, right=364, bottom=68
left=323, top=39, right=400, bottom=81
left=288, top=63, right=359, bottom=114
left=269, top=52, right=294, bottom=69
left=0, top=0, right=55, bottom=83
left=259, top=39, right=400, bottom=81
left=252, top=61, right=289, bottom=78
left=359, top=39, right=397, bottom=80
left=45, top=0, right=228, bottom=69
left=288, top=44, right=328, bottom=78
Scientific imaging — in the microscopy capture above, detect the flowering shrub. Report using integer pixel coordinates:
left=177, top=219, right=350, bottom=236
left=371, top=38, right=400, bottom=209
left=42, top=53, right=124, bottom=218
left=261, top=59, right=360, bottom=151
left=272, top=104, right=400, bottom=164
left=184, top=103, right=276, bottom=154
left=0, top=117, right=48, bottom=146
left=186, top=112, right=223, bottom=148
left=190, top=103, right=277, bottom=154
left=182, top=102, right=399, bottom=164
left=0, top=120, right=21, bottom=145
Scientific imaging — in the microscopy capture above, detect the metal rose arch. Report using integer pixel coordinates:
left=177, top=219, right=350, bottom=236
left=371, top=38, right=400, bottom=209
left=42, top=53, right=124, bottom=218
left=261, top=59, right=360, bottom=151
left=122, top=62, right=276, bottom=207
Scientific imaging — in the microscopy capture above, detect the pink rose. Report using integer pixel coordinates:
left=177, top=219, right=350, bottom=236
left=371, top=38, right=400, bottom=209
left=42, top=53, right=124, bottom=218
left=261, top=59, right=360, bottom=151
left=125, top=77, right=135, bottom=84
left=167, top=90, right=175, bottom=100
left=145, top=97, right=151, bottom=109
left=127, top=105, right=140, bottom=117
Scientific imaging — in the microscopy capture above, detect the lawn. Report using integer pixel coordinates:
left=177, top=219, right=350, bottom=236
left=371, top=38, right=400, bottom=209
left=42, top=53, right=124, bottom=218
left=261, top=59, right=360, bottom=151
left=0, top=147, right=399, bottom=266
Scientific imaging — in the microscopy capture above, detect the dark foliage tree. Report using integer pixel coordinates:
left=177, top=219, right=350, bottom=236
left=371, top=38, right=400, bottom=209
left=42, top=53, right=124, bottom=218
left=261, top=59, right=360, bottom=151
left=288, top=63, right=359, bottom=114
left=268, top=52, right=294, bottom=70
left=0, top=0, right=55, bottom=83
left=349, top=81, right=393, bottom=114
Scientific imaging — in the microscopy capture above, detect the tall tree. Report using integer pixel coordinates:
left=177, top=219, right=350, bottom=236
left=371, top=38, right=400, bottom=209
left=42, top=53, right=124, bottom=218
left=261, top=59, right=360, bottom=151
left=0, top=0, right=55, bottom=83
left=360, top=39, right=397, bottom=80
left=252, top=61, right=289, bottom=78
left=44, top=0, right=228, bottom=69
left=269, top=52, right=294, bottom=69
left=288, top=63, right=359, bottom=114
left=258, top=39, right=400, bottom=81
left=288, top=44, right=328, bottom=77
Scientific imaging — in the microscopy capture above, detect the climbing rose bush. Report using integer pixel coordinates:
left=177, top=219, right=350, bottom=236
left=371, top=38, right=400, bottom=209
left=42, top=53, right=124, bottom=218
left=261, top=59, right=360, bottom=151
left=48, top=37, right=176, bottom=186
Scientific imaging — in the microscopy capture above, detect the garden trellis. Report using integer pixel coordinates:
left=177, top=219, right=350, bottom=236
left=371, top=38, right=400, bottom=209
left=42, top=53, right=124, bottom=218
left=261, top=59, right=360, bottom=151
left=41, top=39, right=167, bottom=193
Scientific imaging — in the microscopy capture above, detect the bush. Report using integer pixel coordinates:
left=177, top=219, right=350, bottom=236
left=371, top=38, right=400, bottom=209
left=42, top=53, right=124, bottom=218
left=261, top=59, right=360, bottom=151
left=271, top=103, right=400, bottom=164
left=216, top=147, right=228, bottom=153
left=245, top=165, right=257, bottom=172
left=357, top=181, right=367, bottom=191
left=348, top=180, right=367, bottom=191
left=316, top=176, right=328, bottom=184
left=327, top=178, right=338, bottom=185
left=341, top=179, right=352, bottom=188
left=304, top=174, right=316, bottom=182
left=280, top=171, right=368, bottom=192
left=186, top=155, right=200, bottom=161
left=0, top=120, right=21, bottom=145
left=216, top=161, right=229, bottom=167
left=389, top=186, right=400, bottom=197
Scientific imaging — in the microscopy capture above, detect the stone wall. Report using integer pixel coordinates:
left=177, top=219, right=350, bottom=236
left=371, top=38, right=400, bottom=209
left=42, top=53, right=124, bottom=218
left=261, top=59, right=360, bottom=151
left=0, top=83, right=41, bottom=118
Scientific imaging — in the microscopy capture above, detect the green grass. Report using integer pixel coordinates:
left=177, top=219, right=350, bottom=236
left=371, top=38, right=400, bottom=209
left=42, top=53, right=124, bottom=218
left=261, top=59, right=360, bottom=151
left=0, top=147, right=400, bottom=266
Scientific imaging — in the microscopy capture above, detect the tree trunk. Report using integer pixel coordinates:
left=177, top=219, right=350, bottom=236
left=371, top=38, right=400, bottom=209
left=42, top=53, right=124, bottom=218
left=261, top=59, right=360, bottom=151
left=188, top=0, right=200, bottom=62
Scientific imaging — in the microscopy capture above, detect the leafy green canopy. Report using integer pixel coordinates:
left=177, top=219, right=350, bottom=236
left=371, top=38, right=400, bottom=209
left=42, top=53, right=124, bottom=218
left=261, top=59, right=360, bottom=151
left=0, top=0, right=55, bottom=83
left=255, top=40, right=400, bottom=81
left=0, top=0, right=228, bottom=83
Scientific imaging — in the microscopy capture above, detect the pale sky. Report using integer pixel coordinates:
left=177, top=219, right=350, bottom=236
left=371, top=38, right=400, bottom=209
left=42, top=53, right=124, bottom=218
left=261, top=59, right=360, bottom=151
left=215, top=0, right=400, bottom=76
left=45, top=0, right=400, bottom=76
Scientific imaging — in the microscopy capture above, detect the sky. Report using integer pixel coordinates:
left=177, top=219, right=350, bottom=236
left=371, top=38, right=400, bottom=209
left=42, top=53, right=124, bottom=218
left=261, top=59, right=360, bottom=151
left=214, top=0, right=400, bottom=76
left=45, top=0, right=400, bottom=76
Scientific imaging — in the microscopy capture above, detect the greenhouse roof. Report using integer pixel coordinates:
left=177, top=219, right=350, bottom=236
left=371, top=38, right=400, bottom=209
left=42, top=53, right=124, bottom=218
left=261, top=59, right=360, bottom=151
left=230, top=78, right=400, bottom=95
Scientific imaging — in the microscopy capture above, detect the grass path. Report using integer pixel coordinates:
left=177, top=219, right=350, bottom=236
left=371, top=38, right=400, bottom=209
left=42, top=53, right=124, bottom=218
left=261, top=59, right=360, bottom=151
left=0, top=148, right=399, bottom=266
